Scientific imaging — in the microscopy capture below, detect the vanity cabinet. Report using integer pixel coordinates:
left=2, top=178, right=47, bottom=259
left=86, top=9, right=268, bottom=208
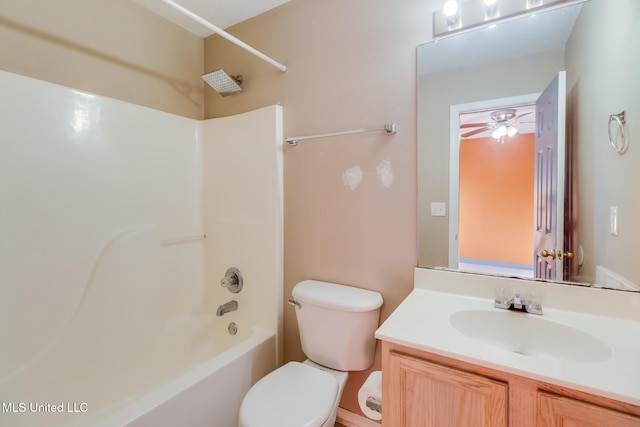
left=382, top=341, right=640, bottom=427
left=387, top=350, right=507, bottom=426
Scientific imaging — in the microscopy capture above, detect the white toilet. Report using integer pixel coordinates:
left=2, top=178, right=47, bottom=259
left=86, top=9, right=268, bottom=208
left=239, top=280, right=383, bottom=427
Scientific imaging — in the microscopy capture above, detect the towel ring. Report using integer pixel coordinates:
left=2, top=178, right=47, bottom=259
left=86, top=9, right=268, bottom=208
left=608, top=111, right=627, bottom=154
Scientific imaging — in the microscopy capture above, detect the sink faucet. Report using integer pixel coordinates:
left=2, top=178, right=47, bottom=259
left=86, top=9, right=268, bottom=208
left=216, top=300, right=238, bottom=316
left=495, top=290, right=543, bottom=315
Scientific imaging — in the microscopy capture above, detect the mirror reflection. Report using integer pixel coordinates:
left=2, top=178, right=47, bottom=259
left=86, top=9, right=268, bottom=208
left=417, top=0, right=640, bottom=292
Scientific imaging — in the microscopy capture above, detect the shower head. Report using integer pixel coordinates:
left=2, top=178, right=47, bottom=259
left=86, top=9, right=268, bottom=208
left=202, top=69, right=243, bottom=97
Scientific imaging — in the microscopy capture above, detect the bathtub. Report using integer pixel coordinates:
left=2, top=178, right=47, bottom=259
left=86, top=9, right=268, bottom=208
left=1, top=322, right=276, bottom=427
left=91, top=326, right=276, bottom=427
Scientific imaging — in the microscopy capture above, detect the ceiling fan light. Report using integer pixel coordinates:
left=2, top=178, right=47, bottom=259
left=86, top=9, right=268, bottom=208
left=506, top=125, right=518, bottom=137
left=491, top=126, right=507, bottom=139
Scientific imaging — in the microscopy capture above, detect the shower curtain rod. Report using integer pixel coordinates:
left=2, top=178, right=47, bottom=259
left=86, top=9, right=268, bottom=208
left=160, top=0, right=287, bottom=72
left=285, top=123, right=397, bottom=146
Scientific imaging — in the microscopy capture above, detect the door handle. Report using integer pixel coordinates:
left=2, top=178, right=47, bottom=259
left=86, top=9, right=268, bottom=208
left=539, top=249, right=556, bottom=259
left=556, top=250, right=575, bottom=260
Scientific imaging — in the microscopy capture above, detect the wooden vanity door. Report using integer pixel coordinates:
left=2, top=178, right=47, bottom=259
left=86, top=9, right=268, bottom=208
left=387, top=352, right=508, bottom=427
left=537, top=392, right=640, bottom=427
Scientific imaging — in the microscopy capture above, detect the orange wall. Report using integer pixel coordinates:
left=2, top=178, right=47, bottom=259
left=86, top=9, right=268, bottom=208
left=459, top=133, right=534, bottom=266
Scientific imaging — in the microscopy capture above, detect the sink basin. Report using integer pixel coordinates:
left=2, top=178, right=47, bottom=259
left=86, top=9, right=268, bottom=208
left=449, top=310, right=612, bottom=363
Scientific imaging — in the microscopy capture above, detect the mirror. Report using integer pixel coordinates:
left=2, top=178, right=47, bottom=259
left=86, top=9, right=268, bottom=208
left=417, top=0, right=640, bottom=292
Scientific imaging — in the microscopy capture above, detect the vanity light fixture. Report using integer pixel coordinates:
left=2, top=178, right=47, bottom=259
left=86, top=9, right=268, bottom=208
left=433, top=0, right=588, bottom=39
left=483, top=0, right=499, bottom=19
left=443, top=0, right=460, bottom=28
left=526, top=0, right=544, bottom=9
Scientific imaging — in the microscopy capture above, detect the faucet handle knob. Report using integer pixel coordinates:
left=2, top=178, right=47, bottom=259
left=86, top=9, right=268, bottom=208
left=221, top=276, right=237, bottom=287
left=494, top=287, right=511, bottom=309
left=525, top=291, right=543, bottom=314
left=221, top=267, right=243, bottom=293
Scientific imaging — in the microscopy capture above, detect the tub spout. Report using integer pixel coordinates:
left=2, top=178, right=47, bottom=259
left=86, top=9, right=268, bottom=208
left=216, top=300, right=238, bottom=316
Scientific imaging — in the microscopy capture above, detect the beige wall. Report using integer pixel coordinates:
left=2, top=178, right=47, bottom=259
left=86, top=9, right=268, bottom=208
left=0, top=0, right=204, bottom=119
left=203, top=0, right=434, bottom=415
left=565, top=0, right=640, bottom=285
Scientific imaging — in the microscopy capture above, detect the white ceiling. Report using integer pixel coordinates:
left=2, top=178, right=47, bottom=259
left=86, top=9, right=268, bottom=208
left=135, top=0, right=293, bottom=36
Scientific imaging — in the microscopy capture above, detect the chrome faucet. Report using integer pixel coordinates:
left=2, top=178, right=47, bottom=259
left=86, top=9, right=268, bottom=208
left=216, top=300, right=238, bottom=317
left=495, top=290, right=543, bottom=315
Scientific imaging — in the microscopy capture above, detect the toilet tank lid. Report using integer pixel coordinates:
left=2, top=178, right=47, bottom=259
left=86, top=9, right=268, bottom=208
left=293, top=280, right=383, bottom=312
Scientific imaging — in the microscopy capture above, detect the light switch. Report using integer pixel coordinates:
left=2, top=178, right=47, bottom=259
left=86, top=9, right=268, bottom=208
left=610, top=206, right=619, bottom=236
left=431, top=202, right=446, bottom=217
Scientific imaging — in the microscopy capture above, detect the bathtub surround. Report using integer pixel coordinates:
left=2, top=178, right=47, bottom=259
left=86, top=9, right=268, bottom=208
left=202, top=105, right=284, bottom=355
left=0, top=71, right=282, bottom=426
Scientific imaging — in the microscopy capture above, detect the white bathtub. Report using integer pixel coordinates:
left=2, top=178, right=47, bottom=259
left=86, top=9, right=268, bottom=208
left=1, top=323, right=276, bottom=427
left=89, top=326, right=276, bottom=427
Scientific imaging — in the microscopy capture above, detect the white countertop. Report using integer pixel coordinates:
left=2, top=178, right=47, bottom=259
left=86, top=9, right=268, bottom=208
left=375, top=268, right=640, bottom=406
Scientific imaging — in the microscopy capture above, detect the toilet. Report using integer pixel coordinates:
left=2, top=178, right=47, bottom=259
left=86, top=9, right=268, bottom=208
left=239, top=280, right=383, bottom=427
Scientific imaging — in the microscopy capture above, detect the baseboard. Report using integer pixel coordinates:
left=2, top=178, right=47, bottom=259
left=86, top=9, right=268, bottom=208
left=336, top=407, right=381, bottom=427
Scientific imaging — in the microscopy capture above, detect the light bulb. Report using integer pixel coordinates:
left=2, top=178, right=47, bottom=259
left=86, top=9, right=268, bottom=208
left=492, top=126, right=507, bottom=139
left=526, top=0, right=542, bottom=9
left=484, top=0, right=498, bottom=18
left=443, top=0, right=459, bottom=17
left=506, top=126, right=518, bottom=137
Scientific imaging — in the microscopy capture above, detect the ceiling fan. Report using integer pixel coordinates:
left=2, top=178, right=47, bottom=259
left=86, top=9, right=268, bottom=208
left=460, top=108, right=533, bottom=140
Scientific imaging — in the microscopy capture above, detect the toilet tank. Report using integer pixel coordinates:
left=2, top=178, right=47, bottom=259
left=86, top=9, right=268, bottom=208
left=292, top=280, right=383, bottom=371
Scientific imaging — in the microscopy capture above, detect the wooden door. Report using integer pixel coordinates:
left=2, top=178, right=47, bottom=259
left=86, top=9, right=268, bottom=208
left=538, top=392, right=640, bottom=427
left=533, top=72, right=566, bottom=280
left=387, top=352, right=508, bottom=427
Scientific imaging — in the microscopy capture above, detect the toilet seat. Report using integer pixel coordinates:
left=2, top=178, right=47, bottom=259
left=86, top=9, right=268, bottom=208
left=239, top=361, right=338, bottom=427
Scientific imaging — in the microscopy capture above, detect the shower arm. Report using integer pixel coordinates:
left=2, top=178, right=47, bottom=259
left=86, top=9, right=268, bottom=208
left=160, top=0, right=287, bottom=73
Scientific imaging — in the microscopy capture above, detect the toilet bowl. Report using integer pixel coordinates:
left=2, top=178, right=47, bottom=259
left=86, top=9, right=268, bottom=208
left=239, top=360, right=348, bottom=427
left=238, top=280, right=383, bottom=427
